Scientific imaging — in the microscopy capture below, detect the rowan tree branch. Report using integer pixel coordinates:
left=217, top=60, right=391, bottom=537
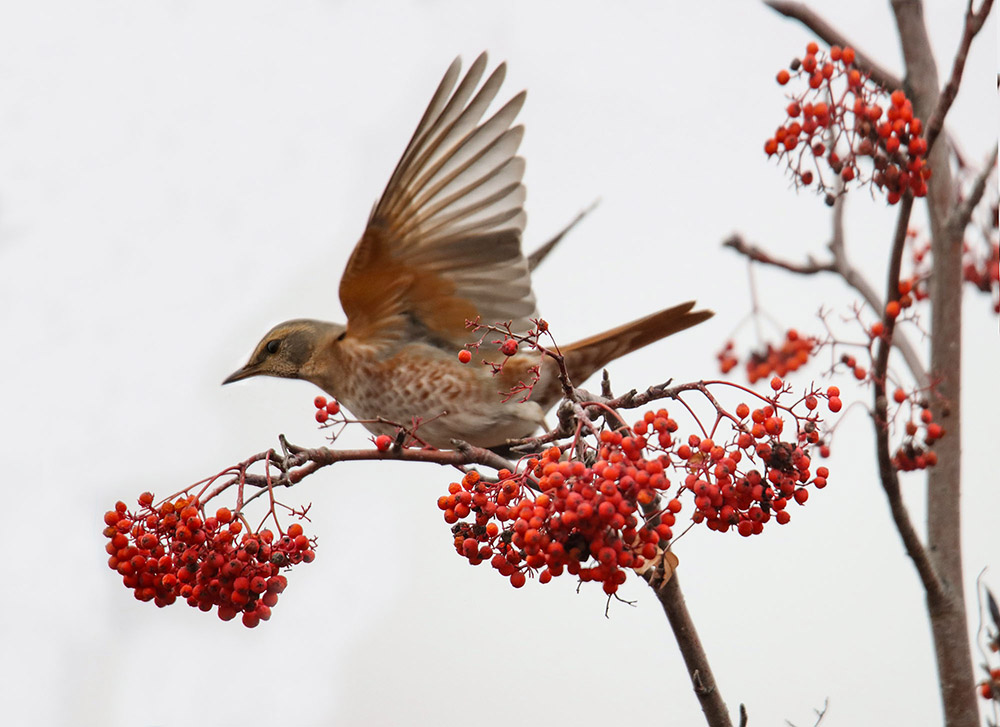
left=890, top=3, right=986, bottom=724
left=722, top=232, right=929, bottom=387
left=921, top=0, right=995, bottom=155
left=870, top=193, right=943, bottom=601
left=946, top=143, right=998, bottom=239
left=240, top=439, right=514, bottom=490
left=648, top=573, right=735, bottom=727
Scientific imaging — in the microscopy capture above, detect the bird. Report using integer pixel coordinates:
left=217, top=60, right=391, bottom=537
left=223, top=53, right=712, bottom=449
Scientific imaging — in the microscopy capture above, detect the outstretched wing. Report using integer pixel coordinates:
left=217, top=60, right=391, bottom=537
left=338, top=53, right=536, bottom=350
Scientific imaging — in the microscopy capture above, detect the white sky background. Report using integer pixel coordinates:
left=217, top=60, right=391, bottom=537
left=1, top=1, right=997, bottom=725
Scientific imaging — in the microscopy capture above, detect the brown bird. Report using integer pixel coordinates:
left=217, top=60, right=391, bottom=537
left=224, top=53, right=712, bottom=449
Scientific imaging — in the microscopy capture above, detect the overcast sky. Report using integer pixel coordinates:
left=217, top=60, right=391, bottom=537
left=1, top=2, right=997, bottom=725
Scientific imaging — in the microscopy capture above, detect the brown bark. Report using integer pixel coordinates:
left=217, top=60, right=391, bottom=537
left=890, top=2, right=980, bottom=725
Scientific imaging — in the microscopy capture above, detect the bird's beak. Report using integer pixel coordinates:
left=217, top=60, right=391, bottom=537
left=222, top=365, right=257, bottom=385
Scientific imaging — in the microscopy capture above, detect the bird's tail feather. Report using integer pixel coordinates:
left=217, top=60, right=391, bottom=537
left=561, top=301, right=713, bottom=386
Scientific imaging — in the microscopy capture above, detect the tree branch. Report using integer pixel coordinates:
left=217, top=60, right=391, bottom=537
left=870, top=193, right=943, bottom=600
left=649, top=573, right=734, bottom=727
left=723, top=232, right=930, bottom=387
left=891, top=3, right=984, bottom=724
left=946, top=143, right=998, bottom=238
left=241, top=439, right=515, bottom=489
left=922, top=0, right=995, bottom=155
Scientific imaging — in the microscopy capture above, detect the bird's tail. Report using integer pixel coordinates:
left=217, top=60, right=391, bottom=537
left=560, top=301, right=713, bottom=388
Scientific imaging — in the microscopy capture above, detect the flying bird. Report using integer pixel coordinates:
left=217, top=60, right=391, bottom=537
left=224, top=53, right=712, bottom=449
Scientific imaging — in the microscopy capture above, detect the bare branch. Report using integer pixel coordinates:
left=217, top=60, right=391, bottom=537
left=891, top=2, right=981, bottom=723
left=870, top=193, right=943, bottom=601
left=241, top=440, right=514, bottom=489
left=922, top=0, right=995, bottom=155
left=647, top=573, right=735, bottom=727
left=947, top=143, right=999, bottom=238
left=723, top=232, right=930, bottom=387
left=723, top=234, right=834, bottom=275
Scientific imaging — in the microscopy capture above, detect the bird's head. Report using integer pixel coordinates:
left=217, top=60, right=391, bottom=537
left=223, top=319, right=346, bottom=386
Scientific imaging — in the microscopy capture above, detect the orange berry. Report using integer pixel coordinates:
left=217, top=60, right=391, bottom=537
left=776, top=69, right=790, bottom=85
left=842, top=47, right=856, bottom=64
left=457, top=349, right=472, bottom=364
left=886, top=301, right=901, bottom=318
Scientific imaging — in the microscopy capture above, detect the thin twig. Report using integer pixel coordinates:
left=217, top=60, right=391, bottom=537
left=946, top=143, right=999, bottom=238
left=922, top=0, right=995, bottom=155
left=723, top=233, right=929, bottom=386
left=871, top=193, right=943, bottom=601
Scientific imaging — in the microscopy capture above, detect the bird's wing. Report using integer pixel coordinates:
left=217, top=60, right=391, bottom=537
left=339, top=53, right=536, bottom=350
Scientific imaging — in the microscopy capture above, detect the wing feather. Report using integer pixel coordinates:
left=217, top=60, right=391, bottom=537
left=340, top=53, right=536, bottom=349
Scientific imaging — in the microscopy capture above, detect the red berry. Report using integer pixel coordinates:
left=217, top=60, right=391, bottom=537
left=458, top=349, right=472, bottom=364
left=375, top=434, right=393, bottom=452
left=313, top=396, right=327, bottom=409
left=500, top=339, right=518, bottom=356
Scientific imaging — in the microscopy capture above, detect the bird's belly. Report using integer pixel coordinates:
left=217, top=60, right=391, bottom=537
left=333, top=345, right=544, bottom=448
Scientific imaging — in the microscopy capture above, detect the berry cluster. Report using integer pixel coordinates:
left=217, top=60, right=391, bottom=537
left=440, top=386, right=831, bottom=594
left=765, top=42, right=930, bottom=203
left=103, top=494, right=315, bottom=627
left=461, top=318, right=550, bottom=403
left=962, top=240, right=999, bottom=313
left=313, top=395, right=340, bottom=424
left=678, top=391, right=830, bottom=534
left=836, top=352, right=869, bottom=382
left=442, top=435, right=677, bottom=596
left=891, top=399, right=943, bottom=471
left=979, top=668, right=1000, bottom=702
left=717, top=330, right=818, bottom=384
left=903, top=231, right=999, bottom=315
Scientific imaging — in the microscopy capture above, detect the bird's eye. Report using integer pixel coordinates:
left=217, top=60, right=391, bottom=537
left=266, top=339, right=281, bottom=354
